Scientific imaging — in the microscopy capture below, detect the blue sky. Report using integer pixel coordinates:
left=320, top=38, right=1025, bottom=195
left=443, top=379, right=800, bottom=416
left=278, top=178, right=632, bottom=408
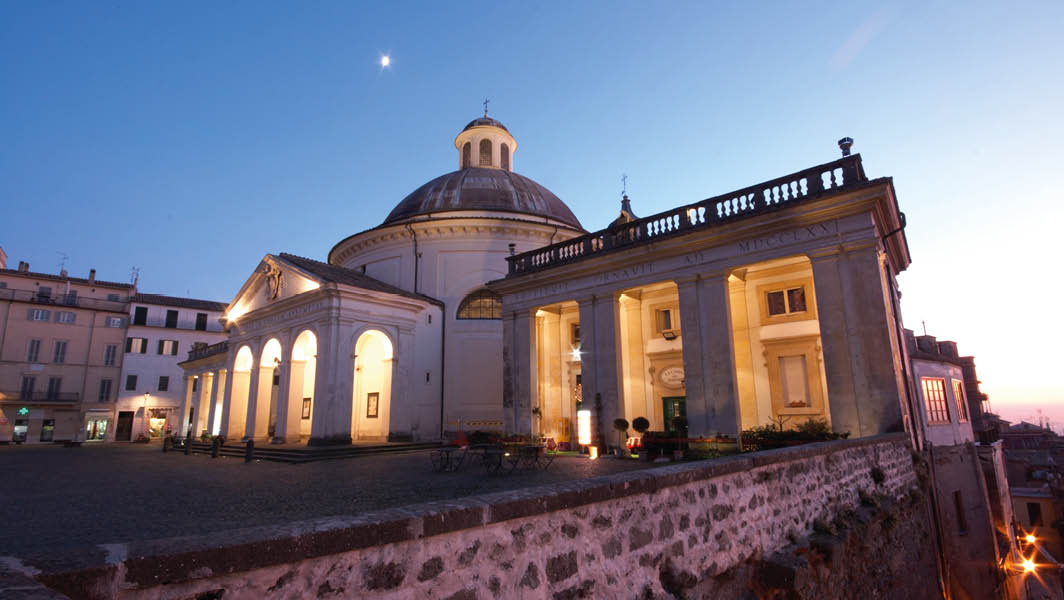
left=2, top=1, right=1061, bottom=421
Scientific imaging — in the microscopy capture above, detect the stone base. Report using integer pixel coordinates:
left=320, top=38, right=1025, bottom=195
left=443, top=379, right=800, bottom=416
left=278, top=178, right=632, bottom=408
left=307, top=434, right=352, bottom=447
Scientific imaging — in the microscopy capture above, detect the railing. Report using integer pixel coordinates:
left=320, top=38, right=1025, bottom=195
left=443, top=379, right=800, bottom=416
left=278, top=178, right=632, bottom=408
left=0, top=391, right=80, bottom=403
left=0, top=288, right=128, bottom=313
left=507, top=154, right=867, bottom=276
left=185, top=340, right=229, bottom=362
left=976, top=428, right=1001, bottom=445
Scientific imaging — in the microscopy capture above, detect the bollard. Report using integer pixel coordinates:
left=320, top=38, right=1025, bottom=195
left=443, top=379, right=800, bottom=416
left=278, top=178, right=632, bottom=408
left=162, top=435, right=171, bottom=453
left=244, top=439, right=254, bottom=463
left=211, top=436, right=220, bottom=458
left=185, top=433, right=192, bottom=455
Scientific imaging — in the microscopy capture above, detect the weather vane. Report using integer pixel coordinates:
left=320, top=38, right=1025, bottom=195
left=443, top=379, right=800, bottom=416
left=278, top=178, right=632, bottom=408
left=621, top=174, right=628, bottom=197
left=483, top=98, right=490, bottom=116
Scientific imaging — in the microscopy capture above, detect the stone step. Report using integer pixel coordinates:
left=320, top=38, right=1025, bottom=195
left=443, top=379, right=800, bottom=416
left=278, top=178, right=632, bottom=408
left=170, top=440, right=444, bottom=463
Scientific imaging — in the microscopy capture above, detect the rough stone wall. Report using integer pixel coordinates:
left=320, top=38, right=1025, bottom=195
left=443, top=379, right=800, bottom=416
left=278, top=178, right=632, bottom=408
left=36, top=434, right=940, bottom=600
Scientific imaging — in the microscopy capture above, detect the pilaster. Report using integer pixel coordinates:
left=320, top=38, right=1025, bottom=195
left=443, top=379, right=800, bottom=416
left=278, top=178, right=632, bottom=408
left=577, top=294, right=622, bottom=450
left=179, top=376, right=195, bottom=437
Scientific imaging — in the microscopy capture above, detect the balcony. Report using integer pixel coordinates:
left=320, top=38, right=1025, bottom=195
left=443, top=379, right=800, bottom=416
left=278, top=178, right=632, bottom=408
left=185, top=341, right=229, bottom=362
left=0, top=391, right=80, bottom=404
left=0, top=288, right=128, bottom=313
left=506, top=154, right=868, bottom=276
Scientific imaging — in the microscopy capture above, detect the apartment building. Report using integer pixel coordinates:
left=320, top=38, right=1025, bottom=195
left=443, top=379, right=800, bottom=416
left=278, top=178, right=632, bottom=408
left=116, top=294, right=226, bottom=441
left=0, top=261, right=132, bottom=443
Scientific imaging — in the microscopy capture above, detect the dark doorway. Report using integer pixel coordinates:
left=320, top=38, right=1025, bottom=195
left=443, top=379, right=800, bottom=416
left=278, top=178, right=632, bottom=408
left=115, top=411, right=134, bottom=441
left=662, top=396, right=687, bottom=435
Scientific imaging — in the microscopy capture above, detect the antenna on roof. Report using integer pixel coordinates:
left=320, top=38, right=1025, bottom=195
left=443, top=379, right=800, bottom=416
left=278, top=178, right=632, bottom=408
left=921, top=320, right=927, bottom=336
left=57, top=252, right=69, bottom=277
left=130, top=267, right=140, bottom=287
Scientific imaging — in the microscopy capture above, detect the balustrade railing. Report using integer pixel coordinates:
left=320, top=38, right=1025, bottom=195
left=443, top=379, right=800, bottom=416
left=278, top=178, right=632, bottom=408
left=507, top=154, right=866, bottom=276
left=186, top=340, right=229, bottom=362
left=0, top=288, right=128, bottom=313
left=0, top=391, right=80, bottom=403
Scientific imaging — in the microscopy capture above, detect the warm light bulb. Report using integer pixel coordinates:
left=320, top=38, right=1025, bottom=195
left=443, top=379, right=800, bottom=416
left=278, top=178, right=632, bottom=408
left=1022, top=558, right=1036, bottom=573
left=1026, top=534, right=1037, bottom=544
left=380, top=55, right=391, bottom=67
left=589, top=446, right=599, bottom=460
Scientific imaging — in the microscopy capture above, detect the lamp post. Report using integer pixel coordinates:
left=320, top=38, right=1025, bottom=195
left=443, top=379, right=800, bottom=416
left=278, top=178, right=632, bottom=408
left=143, top=393, right=150, bottom=437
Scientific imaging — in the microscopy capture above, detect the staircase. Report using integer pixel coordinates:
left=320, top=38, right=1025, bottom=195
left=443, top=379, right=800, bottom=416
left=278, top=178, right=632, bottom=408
left=169, top=440, right=444, bottom=464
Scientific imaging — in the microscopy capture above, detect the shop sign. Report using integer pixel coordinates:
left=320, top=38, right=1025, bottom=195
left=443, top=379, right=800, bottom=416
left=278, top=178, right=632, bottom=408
left=17, top=406, right=29, bottom=416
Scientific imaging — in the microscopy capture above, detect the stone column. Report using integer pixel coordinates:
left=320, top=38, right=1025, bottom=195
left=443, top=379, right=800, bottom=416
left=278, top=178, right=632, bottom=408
left=676, top=273, right=740, bottom=438
left=577, top=294, right=622, bottom=450
left=275, top=360, right=304, bottom=443
left=809, top=244, right=905, bottom=437
left=226, top=369, right=250, bottom=440
left=194, top=372, right=213, bottom=437
left=179, top=376, right=195, bottom=437
left=309, top=321, right=354, bottom=445
left=389, top=329, right=415, bottom=440
left=271, top=361, right=292, bottom=444
left=502, top=309, right=535, bottom=435
left=617, top=293, right=647, bottom=424
left=206, top=369, right=224, bottom=437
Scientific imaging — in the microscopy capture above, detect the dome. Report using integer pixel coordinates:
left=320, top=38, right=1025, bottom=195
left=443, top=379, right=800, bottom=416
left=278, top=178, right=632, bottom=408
left=462, top=116, right=509, bottom=133
left=383, top=167, right=583, bottom=230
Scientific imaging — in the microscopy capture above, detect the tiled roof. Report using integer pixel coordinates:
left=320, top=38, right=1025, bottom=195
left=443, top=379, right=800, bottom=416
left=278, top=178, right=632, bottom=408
left=0, top=268, right=133, bottom=289
left=278, top=253, right=443, bottom=307
left=131, top=293, right=228, bottom=312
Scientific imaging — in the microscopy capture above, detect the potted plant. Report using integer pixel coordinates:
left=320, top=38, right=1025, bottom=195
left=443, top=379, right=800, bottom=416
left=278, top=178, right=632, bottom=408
left=632, top=417, right=650, bottom=460
left=613, top=418, right=629, bottom=457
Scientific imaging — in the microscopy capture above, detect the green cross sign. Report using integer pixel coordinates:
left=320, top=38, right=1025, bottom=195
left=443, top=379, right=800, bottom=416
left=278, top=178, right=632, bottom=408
left=17, top=407, right=30, bottom=416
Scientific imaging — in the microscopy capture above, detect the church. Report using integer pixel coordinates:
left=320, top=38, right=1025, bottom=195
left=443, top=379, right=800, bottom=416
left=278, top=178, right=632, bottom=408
left=177, top=112, right=913, bottom=449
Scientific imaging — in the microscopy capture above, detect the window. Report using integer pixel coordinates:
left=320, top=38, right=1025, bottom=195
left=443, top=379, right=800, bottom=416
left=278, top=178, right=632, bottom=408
left=158, top=339, right=178, bottom=355
left=763, top=335, right=825, bottom=416
left=104, top=344, right=118, bottom=366
left=133, top=306, right=147, bottom=326
left=195, top=313, right=208, bottom=331
left=479, top=139, right=492, bottom=166
left=26, top=339, right=41, bottom=363
left=158, top=376, right=169, bottom=392
left=125, top=375, right=138, bottom=391
left=13, top=419, right=28, bottom=442
left=758, top=279, right=816, bottom=324
left=1028, top=502, right=1044, bottom=527
left=46, top=377, right=62, bottom=399
left=37, top=286, right=52, bottom=301
left=61, top=291, right=77, bottom=306
left=571, top=323, right=581, bottom=345
left=98, top=378, right=113, bottom=402
left=952, top=380, right=969, bottom=423
left=105, top=316, right=124, bottom=328
left=501, top=143, right=510, bottom=170
left=57, top=311, right=76, bottom=324
left=192, top=377, right=198, bottom=392
left=107, top=294, right=121, bottom=302
left=952, top=491, right=968, bottom=534
left=656, top=308, right=678, bottom=336
left=126, top=337, right=147, bottom=354
left=165, top=310, right=178, bottom=328
left=53, top=341, right=67, bottom=364
left=28, top=308, right=51, bottom=321
left=456, top=289, right=502, bottom=319
left=40, top=419, right=55, bottom=442
left=20, top=376, right=36, bottom=400
left=462, top=142, right=471, bottom=168
left=922, top=378, right=950, bottom=424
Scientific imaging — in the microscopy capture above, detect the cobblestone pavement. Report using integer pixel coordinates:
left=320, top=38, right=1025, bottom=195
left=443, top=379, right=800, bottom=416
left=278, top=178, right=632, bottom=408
left=0, top=443, right=662, bottom=557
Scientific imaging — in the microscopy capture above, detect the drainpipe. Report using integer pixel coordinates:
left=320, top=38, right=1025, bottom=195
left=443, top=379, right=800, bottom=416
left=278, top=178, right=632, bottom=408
left=405, top=224, right=420, bottom=294
left=438, top=302, right=446, bottom=441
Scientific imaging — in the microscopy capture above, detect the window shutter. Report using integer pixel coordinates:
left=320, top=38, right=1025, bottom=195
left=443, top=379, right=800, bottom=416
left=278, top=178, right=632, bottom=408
left=171, top=341, right=178, bottom=356
left=126, top=337, right=133, bottom=352
left=140, top=339, right=147, bottom=354
left=157, top=340, right=163, bottom=354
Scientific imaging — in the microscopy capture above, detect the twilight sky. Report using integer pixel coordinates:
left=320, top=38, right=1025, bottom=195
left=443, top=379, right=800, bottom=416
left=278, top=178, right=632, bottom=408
left=1, top=2, right=1061, bottom=425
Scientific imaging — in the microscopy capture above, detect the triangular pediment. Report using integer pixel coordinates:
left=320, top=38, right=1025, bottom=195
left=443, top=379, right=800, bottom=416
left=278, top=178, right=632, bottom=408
left=225, top=254, right=323, bottom=318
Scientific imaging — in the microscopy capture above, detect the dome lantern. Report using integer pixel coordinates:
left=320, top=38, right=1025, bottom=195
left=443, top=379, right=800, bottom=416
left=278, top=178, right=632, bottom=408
left=454, top=107, right=517, bottom=172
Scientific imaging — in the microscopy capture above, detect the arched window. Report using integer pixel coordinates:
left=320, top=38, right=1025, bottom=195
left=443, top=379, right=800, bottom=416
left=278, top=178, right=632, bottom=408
left=457, top=289, right=502, bottom=320
left=479, top=139, right=492, bottom=167
left=500, top=143, right=510, bottom=170
left=462, top=142, right=471, bottom=168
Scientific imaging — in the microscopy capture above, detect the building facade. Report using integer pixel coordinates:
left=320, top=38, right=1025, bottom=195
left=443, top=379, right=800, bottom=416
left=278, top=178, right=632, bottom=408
left=116, top=294, right=226, bottom=441
left=0, top=261, right=132, bottom=443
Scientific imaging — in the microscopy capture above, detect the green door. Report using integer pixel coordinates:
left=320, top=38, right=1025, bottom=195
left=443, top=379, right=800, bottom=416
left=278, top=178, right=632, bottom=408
left=662, top=396, right=687, bottom=435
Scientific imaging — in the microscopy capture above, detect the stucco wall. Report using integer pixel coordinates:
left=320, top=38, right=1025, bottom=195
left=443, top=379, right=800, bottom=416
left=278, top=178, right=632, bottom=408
left=32, top=434, right=939, bottom=600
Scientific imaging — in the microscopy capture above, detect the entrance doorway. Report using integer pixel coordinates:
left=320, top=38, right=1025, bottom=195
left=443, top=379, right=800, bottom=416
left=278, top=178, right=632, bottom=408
left=662, top=396, right=687, bottom=435
left=115, top=411, right=133, bottom=441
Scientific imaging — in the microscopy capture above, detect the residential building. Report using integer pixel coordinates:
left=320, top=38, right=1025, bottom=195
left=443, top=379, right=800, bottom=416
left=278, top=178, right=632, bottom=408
left=116, top=294, right=225, bottom=441
left=0, top=261, right=132, bottom=443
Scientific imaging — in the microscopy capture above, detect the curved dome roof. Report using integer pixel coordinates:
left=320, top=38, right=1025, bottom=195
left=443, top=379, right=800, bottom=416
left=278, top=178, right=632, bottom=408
left=383, top=167, right=583, bottom=230
left=462, top=116, right=509, bottom=133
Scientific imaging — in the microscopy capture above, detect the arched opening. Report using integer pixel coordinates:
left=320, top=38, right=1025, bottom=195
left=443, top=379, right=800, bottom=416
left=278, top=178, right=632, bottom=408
left=352, top=330, right=393, bottom=441
left=248, top=338, right=282, bottom=441
left=457, top=289, right=502, bottom=320
left=479, top=139, right=492, bottom=167
left=225, top=345, right=255, bottom=439
left=501, top=143, right=510, bottom=171
left=462, top=142, right=471, bottom=168
left=280, top=330, right=317, bottom=442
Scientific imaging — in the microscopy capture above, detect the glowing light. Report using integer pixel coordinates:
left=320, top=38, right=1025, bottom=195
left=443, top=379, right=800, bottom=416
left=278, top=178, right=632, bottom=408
left=589, top=446, right=599, bottom=460
left=577, top=409, right=592, bottom=445
left=380, top=55, right=391, bottom=67
left=1026, top=534, right=1037, bottom=544
left=570, top=348, right=581, bottom=361
left=1022, top=558, right=1036, bottom=573
left=225, top=305, right=247, bottom=323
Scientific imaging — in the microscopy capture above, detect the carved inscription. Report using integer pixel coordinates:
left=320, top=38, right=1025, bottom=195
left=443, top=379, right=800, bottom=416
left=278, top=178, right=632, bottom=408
left=512, top=282, right=570, bottom=303
left=592, top=263, right=653, bottom=286
left=737, top=222, right=836, bottom=254
left=243, top=301, right=325, bottom=332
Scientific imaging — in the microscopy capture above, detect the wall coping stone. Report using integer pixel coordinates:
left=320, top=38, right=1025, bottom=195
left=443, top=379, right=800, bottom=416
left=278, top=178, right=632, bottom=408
left=24, top=433, right=911, bottom=594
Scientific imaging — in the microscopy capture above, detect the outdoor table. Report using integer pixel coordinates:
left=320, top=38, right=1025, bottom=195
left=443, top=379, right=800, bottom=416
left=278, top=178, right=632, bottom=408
left=430, top=446, right=466, bottom=472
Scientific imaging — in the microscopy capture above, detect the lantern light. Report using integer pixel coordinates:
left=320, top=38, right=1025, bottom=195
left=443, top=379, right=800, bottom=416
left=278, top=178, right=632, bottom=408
left=576, top=409, right=591, bottom=446
left=1022, top=558, right=1036, bottom=573
left=589, top=446, right=599, bottom=460
left=1025, top=534, right=1037, bottom=544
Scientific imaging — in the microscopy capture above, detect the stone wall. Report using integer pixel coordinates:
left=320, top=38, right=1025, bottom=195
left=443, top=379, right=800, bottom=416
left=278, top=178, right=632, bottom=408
left=34, top=434, right=940, bottom=599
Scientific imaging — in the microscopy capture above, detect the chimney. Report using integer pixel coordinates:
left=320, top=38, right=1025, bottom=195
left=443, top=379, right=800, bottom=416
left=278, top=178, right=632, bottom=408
left=88, top=269, right=96, bottom=284
left=838, top=137, right=854, bottom=157
left=18, top=261, right=29, bottom=272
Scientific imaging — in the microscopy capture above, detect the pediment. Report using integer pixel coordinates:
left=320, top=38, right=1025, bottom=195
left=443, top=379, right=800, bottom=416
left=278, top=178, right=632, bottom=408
left=226, top=255, right=322, bottom=318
